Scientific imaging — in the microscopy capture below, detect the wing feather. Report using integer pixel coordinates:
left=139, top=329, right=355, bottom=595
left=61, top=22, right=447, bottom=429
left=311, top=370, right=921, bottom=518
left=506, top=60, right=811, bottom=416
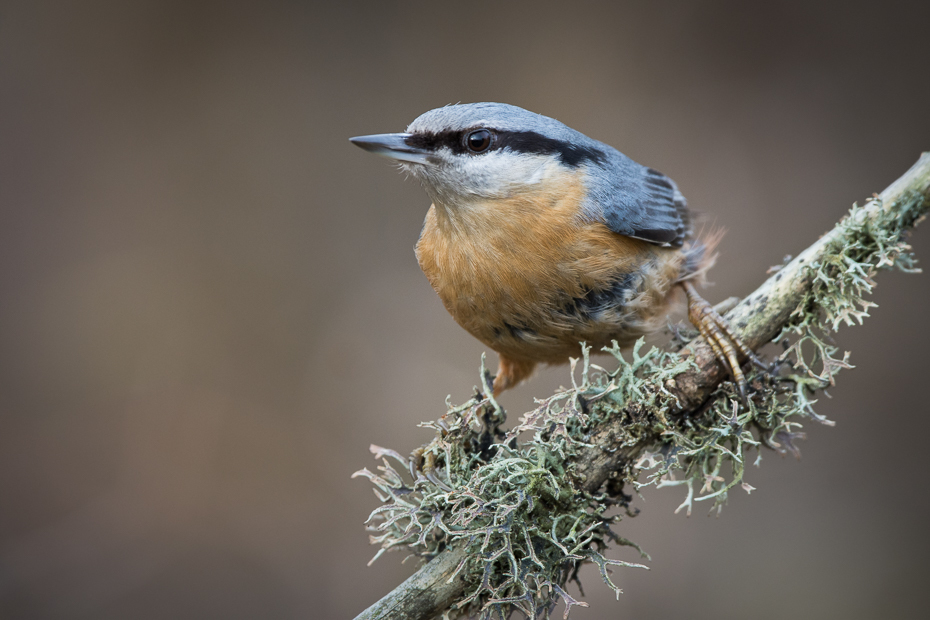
left=599, top=164, right=689, bottom=247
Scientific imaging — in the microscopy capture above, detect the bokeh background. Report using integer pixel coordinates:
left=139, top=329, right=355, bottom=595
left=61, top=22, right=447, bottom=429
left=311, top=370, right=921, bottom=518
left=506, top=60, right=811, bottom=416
left=1, top=1, right=928, bottom=618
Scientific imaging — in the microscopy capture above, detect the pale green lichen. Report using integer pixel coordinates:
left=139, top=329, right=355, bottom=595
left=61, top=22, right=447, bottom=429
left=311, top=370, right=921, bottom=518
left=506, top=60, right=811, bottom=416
left=635, top=194, right=924, bottom=516
left=355, top=352, right=651, bottom=620
left=355, top=192, right=925, bottom=619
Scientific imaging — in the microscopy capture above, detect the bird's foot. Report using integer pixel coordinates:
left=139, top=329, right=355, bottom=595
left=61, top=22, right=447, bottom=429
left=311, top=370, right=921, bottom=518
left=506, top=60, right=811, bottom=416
left=682, top=282, right=765, bottom=403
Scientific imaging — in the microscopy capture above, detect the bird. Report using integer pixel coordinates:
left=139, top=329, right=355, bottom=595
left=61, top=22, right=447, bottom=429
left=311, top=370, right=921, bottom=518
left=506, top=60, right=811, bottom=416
left=350, top=102, right=760, bottom=398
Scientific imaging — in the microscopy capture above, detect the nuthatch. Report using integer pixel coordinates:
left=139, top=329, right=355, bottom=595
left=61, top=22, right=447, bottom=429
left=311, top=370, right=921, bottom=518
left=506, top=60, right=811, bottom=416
left=351, top=103, right=760, bottom=397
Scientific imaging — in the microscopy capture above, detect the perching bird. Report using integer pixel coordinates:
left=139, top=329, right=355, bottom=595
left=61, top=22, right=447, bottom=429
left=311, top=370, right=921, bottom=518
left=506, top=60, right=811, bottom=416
left=351, top=103, right=759, bottom=397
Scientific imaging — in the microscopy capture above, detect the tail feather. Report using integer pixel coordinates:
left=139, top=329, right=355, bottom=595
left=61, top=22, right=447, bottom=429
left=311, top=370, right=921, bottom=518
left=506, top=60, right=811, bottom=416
left=678, top=224, right=723, bottom=286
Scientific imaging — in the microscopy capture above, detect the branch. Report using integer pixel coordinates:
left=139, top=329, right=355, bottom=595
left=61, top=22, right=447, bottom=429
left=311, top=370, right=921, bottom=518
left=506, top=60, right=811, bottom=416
left=578, top=153, right=930, bottom=491
left=355, top=153, right=930, bottom=620
left=354, top=546, right=469, bottom=620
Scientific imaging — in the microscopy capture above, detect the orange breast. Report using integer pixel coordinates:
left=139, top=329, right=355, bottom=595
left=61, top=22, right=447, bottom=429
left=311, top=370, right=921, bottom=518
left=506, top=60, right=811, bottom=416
left=415, top=168, right=686, bottom=365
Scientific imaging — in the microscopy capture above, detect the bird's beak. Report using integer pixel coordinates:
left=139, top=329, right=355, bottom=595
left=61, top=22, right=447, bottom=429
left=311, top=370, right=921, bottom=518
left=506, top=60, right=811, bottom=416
left=349, top=133, right=432, bottom=165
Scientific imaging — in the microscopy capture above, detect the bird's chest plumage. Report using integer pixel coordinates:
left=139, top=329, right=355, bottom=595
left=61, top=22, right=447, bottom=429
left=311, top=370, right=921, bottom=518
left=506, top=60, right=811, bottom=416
left=414, top=174, right=685, bottom=364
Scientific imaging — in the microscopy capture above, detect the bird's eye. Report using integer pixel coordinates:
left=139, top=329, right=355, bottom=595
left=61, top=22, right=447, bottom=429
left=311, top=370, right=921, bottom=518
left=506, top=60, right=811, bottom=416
left=465, top=129, right=492, bottom=153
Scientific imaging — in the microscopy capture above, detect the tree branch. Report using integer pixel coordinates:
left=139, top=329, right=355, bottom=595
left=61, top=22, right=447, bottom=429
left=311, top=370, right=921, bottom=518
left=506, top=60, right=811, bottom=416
left=355, top=152, right=930, bottom=620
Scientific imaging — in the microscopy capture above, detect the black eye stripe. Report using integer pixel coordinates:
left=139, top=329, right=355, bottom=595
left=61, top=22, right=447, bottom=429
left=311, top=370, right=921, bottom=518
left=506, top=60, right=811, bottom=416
left=405, top=129, right=606, bottom=168
left=497, top=131, right=607, bottom=167
left=405, top=131, right=470, bottom=154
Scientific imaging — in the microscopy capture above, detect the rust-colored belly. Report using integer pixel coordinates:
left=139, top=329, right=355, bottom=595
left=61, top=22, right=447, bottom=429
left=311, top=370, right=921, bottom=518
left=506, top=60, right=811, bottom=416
left=415, top=193, right=686, bottom=366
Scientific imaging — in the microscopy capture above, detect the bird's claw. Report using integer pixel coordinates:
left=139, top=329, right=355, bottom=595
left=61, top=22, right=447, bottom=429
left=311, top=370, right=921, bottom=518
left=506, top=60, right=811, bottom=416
left=683, top=282, right=762, bottom=406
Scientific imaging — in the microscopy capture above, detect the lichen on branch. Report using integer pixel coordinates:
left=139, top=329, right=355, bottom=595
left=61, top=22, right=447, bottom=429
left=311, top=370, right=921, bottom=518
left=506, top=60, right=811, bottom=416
left=354, top=350, right=654, bottom=620
left=354, top=154, right=930, bottom=620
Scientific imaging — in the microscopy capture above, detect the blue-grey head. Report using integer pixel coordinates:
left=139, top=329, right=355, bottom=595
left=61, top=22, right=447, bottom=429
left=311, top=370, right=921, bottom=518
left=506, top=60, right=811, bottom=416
left=350, top=103, right=689, bottom=247
left=350, top=103, right=610, bottom=206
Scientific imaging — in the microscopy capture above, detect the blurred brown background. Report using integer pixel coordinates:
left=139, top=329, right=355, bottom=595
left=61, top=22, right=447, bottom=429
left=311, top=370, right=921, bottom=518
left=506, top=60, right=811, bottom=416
left=1, top=1, right=928, bottom=618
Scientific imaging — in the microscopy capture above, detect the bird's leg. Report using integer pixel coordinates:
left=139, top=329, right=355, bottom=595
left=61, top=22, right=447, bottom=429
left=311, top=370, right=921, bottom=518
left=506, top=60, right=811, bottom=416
left=681, top=281, right=765, bottom=402
left=492, top=356, right=537, bottom=396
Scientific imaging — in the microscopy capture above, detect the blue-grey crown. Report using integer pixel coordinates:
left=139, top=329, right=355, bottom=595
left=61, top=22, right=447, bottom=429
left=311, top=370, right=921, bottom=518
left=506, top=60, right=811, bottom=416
left=408, top=103, right=576, bottom=139
left=406, top=103, right=610, bottom=169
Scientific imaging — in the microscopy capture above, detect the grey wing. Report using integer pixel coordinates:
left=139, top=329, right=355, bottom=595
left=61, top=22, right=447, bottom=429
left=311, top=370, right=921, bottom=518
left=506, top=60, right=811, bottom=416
left=599, top=162, right=690, bottom=248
